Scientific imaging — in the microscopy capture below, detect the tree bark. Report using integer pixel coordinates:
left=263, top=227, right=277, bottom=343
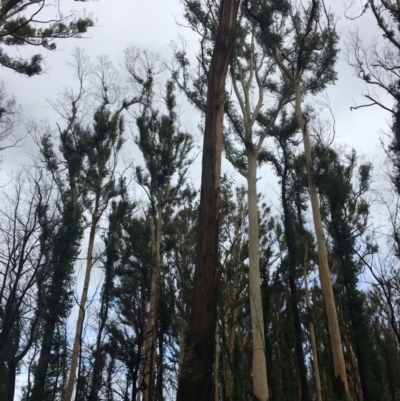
left=279, top=147, right=310, bottom=401
left=176, top=1, right=238, bottom=400
left=302, top=241, right=323, bottom=401
left=87, top=229, right=113, bottom=401
left=64, top=195, right=100, bottom=401
left=214, top=323, right=220, bottom=401
left=294, top=77, right=350, bottom=401
left=143, top=206, right=163, bottom=401
left=31, top=166, right=81, bottom=401
left=247, top=155, right=269, bottom=401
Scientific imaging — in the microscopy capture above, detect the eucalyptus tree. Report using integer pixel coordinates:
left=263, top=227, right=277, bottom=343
left=135, top=77, right=194, bottom=401
left=162, top=186, right=198, bottom=381
left=265, top=112, right=313, bottom=401
left=221, top=10, right=300, bottom=399
left=174, top=1, right=240, bottom=401
left=218, top=179, right=250, bottom=401
left=245, top=1, right=348, bottom=398
left=63, top=49, right=155, bottom=401
left=216, top=178, right=279, bottom=401
left=174, top=1, right=292, bottom=397
left=30, top=48, right=153, bottom=401
left=314, top=145, right=382, bottom=401
left=30, top=51, right=89, bottom=400
left=86, top=196, right=139, bottom=401
left=107, top=212, right=153, bottom=401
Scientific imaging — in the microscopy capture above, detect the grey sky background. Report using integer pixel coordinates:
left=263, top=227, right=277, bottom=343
left=1, top=1, right=393, bottom=187
left=1, top=0, right=394, bottom=208
left=3, top=1, right=395, bottom=398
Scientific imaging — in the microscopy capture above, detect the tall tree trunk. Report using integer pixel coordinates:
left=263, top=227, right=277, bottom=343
left=176, top=1, right=238, bottom=400
left=302, top=240, right=323, bottom=401
left=215, top=323, right=220, bottom=401
left=223, top=288, right=237, bottom=401
left=246, top=154, right=269, bottom=401
left=178, top=294, right=186, bottom=377
left=6, top=361, right=16, bottom=401
left=280, top=150, right=310, bottom=401
left=88, top=232, right=113, bottom=401
left=31, top=179, right=80, bottom=401
left=294, top=76, right=350, bottom=401
left=64, top=195, right=100, bottom=401
left=155, top=331, right=164, bottom=401
left=31, top=318, right=57, bottom=401
left=143, top=206, right=163, bottom=401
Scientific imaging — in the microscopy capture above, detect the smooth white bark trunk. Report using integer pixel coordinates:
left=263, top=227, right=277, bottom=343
left=247, top=154, right=269, bottom=401
left=303, top=241, right=323, bottom=401
left=294, top=77, right=350, bottom=400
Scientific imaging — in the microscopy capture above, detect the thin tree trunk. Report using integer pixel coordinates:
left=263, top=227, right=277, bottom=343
left=88, top=239, right=113, bottom=401
left=64, top=196, right=100, bottom=401
left=31, top=180, right=80, bottom=401
left=348, top=339, right=362, bottom=401
left=155, top=331, right=164, bottom=401
left=279, top=147, right=310, bottom=401
left=215, top=323, right=220, bottom=401
left=302, top=240, right=323, bottom=401
left=294, top=76, right=350, bottom=401
left=287, top=254, right=309, bottom=401
left=223, top=291, right=236, bottom=401
left=178, top=295, right=186, bottom=377
left=246, top=155, right=269, bottom=401
left=176, top=2, right=238, bottom=400
left=276, top=307, right=282, bottom=397
left=143, top=206, right=163, bottom=401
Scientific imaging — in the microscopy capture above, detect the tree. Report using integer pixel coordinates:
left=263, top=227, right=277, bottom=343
left=218, top=179, right=250, bottom=401
left=314, top=145, right=383, bottom=401
left=86, top=198, right=128, bottom=401
left=176, top=1, right=240, bottom=401
left=0, top=82, right=22, bottom=158
left=0, top=0, right=93, bottom=76
left=221, top=11, right=296, bottom=400
left=346, top=0, right=400, bottom=362
left=135, top=77, right=194, bottom=401
left=162, top=185, right=198, bottom=377
left=105, top=211, right=153, bottom=401
left=63, top=50, right=152, bottom=401
left=266, top=112, right=312, bottom=401
left=346, top=0, right=400, bottom=114
left=246, top=1, right=349, bottom=399
left=31, top=51, right=89, bottom=401
left=0, top=168, right=56, bottom=401
left=367, top=288, right=400, bottom=400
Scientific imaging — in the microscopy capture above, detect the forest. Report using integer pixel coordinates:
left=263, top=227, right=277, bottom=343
left=0, top=1, right=399, bottom=401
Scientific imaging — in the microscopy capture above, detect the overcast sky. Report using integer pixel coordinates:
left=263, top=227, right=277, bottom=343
left=4, top=1, right=395, bottom=398
left=1, top=0, right=393, bottom=182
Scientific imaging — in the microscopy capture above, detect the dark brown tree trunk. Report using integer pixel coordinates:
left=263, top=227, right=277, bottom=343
left=6, top=361, right=16, bottom=401
left=176, top=1, right=239, bottom=401
left=30, top=311, right=57, bottom=401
